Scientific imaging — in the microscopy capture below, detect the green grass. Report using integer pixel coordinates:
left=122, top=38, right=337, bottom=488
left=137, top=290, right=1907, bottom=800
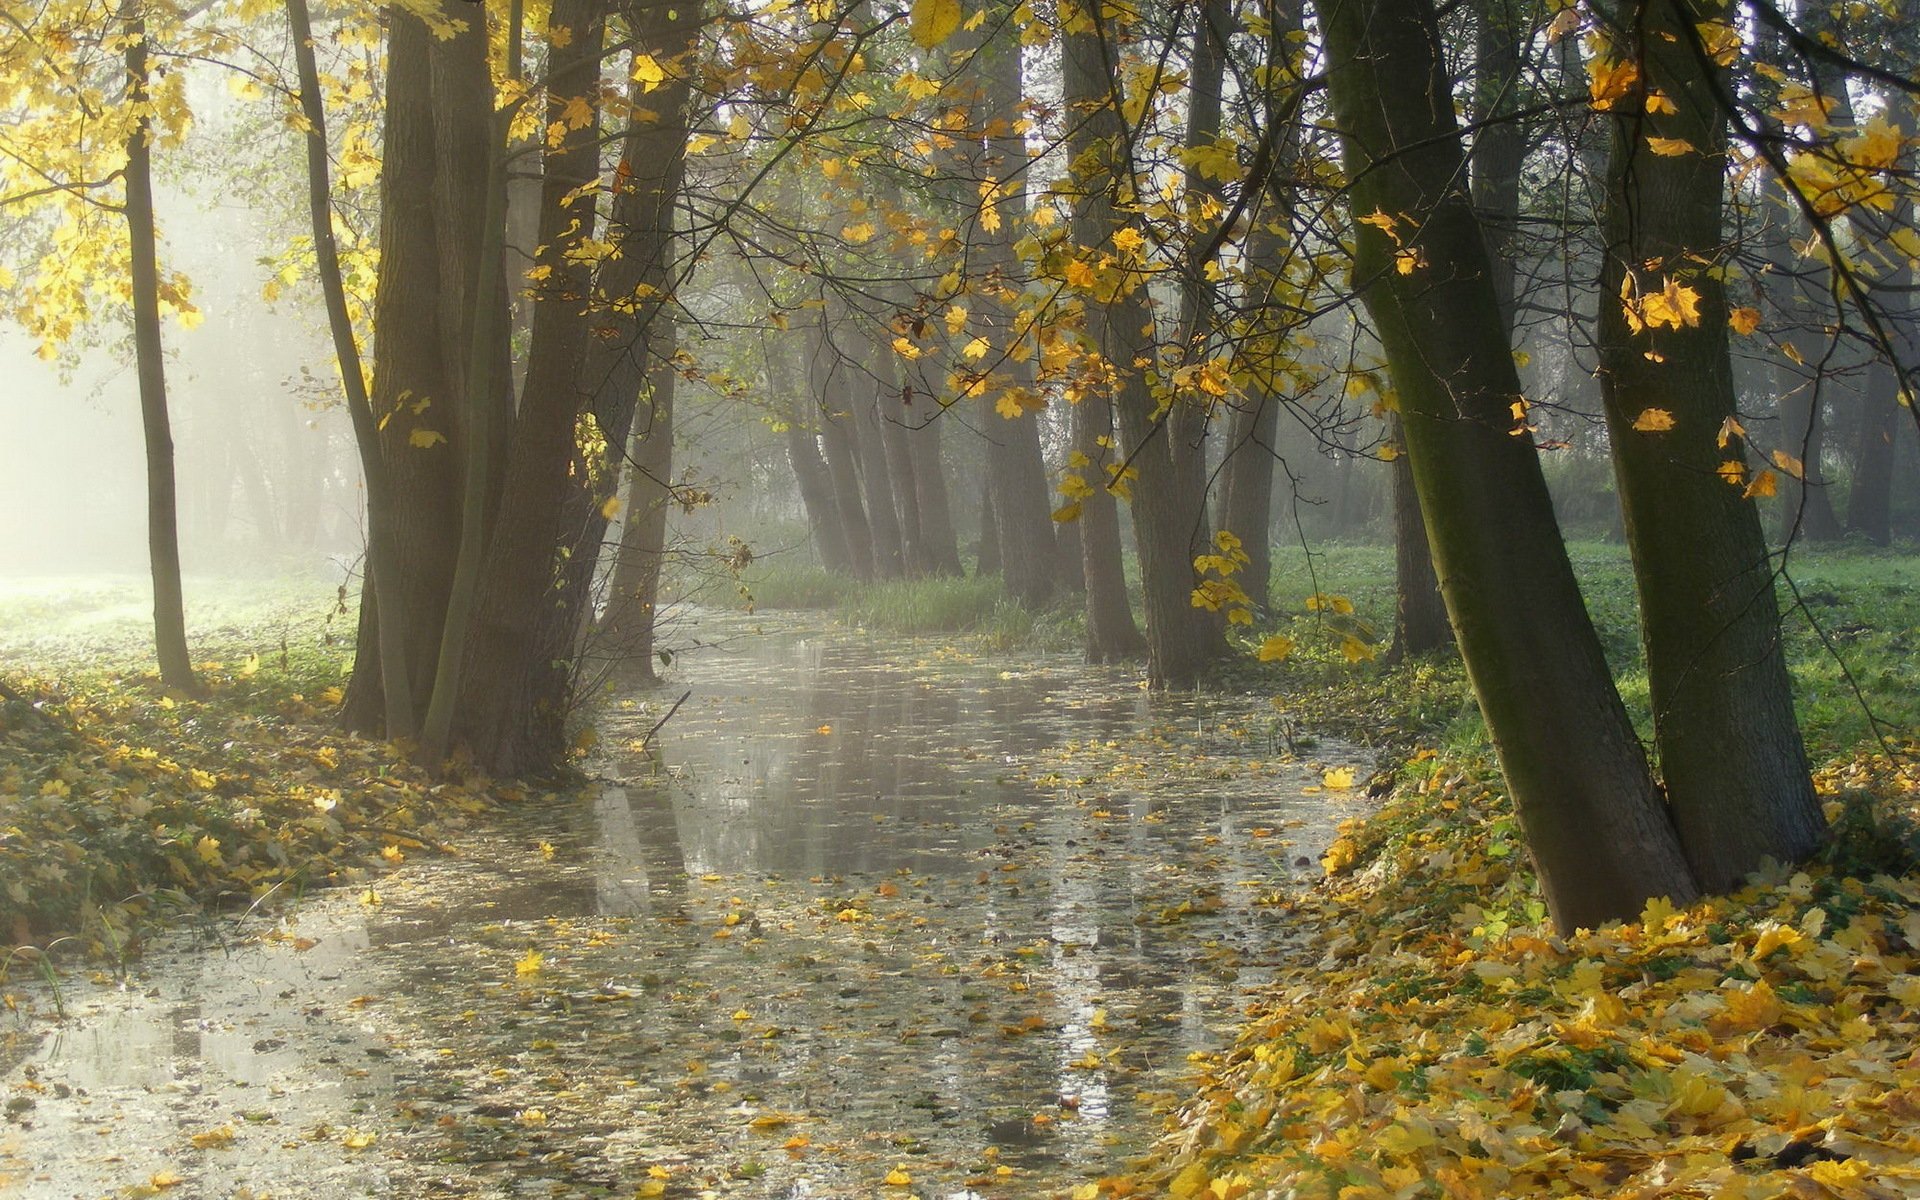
left=1241, top=537, right=1920, bottom=759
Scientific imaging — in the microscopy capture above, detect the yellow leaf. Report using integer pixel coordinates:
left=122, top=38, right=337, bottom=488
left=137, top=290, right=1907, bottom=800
left=1716, top=414, right=1746, bottom=448
left=516, top=950, right=544, bottom=977
left=1064, top=258, right=1097, bottom=290
left=1728, top=306, right=1761, bottom=335
left=842, top=222, right=876, bottom=245
left=1322, top=766, right=1356, bottom=789
left=1111, top=226, right=1146, bottom=255
left=1256, top=635, right=1294, bottom=662
left=1051, top=502, right=1083, bottom=523
left=342, top=1129, right=377, bottom=1149
left=1771, top=449, right=1805, bottom=479
left=943, top=304, right=968, bottom=334
left=409, top=429, right=447, bottom=449
left=630, top=53, right=665, bottom=90
left=601, top=496, right=623, bottom=520
left=1646, top=135, right=1695, bottom=156
left=190, top=1124, right=236, bottom=1149
left=1633, top=408, right=1676, bottom=432
left=884, top=1165, right=914, bottom=1186
left=1589, top=58, right=1640, bottom=111
left=1717, top=459, right=1746, bottom=487
left=908, top=0, right=962, bottom=49
left=962, top=335, right=991, bottom=360
left=149, top=1171, right=185, bottom=1190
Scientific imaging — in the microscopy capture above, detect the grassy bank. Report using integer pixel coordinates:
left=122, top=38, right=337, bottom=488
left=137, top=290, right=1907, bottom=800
left=738, top=561, right=1084, bottom=649
left=1119, top=540, right=1920, bottom=1200
left=0, top=575, right=500, bottom=963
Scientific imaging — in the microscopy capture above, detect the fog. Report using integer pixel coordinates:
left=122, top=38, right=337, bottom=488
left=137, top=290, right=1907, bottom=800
left=0, top=76, right=362, bottom=582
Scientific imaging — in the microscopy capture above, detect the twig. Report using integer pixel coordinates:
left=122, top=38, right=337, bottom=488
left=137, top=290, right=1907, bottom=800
left=639, top=689, right=693, bottom=753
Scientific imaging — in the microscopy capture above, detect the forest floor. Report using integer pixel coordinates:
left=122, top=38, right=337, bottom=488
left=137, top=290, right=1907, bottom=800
left=1, top=543, right=1917, bottom=1198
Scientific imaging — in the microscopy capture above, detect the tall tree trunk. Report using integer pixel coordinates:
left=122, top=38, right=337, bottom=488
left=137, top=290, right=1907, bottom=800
left=1322, top=0, right=1698, bottom=932
left=1074, top=391, right=1146, bottom=661
left=977, top=482, right=1001, bottom=576
left=422, top=0, right=532, bottom=763
left=602, top=330, right=677, bottom=676
left=1220, top=392, right=1280, bottom=612
left=289, top=0, right=415, bottom=737
left=1169, top=0, right=1229, bottom=572
left=1762, top=221, right=1844, bottom=543
left=870, top=334, right=929, bottom=574
left=849, top=339, right=906, bottom=578
left=974, top=11, right=1061, bottom=607
left=451, top=0, right=699, bottom=774
left=789, top=425, right=854, bottom=572
left=1385, top=418, right=1450, bottom=662
left=1063, top=4, right=1224, bottom=687
left=1594, top=0, right=1823, bottom=891
left=811, top=320, right=877, bottom=580
left=1850, top=351, right=1904, bottom=545
left=121, top=11, right=196, bottom=693
left=903, top=390, right=962, bottom=574
left=1389, top=0, right=1525, bottom=664
left=1219, top=5, right=1303, bottom=613
left=341, top=9, right=460, bottom=735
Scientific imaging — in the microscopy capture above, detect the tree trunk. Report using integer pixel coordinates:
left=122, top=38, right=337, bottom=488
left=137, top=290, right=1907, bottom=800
left=1322, top=0, right=1698, bottom=932
left=341, top=9, right=460, bottom=736
left=811, top=321, right=877, bottom=581
left=1169, top=0, right=1229, bottom=572
left=449, top=0, right=700, bottom=775
left=903, top=390, right=962, bottom=575
left=849, top=337, right=906, bottom=578
left=1063, top=4, right=1224, bottom=687
left=1594, top=0, right=1823, bottom=892
left=1385, top=419, right=1451, bottom=662
left=1220, top=392, right=1280, bottom=612
left=871, top=338, right=927, bottom=574
left=1074, top=392, right=1146, bottom=661
left=974, top=12, right=1060, bottom=607
left=977, top=482, right=1001, bottom=576
left=121, top=12, right=196, bottom=693
left=602, top=330, right=677, bottom=676
left=289, top=0, right=417, bottom=737
left=1850, top=353, right=1903, bottom=545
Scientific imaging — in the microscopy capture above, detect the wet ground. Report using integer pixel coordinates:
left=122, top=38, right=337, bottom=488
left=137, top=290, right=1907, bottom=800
left=1, top=617, right=1370, bottom=1198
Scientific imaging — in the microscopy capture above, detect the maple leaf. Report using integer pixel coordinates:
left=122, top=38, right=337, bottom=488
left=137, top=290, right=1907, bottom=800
left=1728, top=306, right=1761, bottom=335
left=1632, top=408, right=1675, bottom=432
left=907, top=0, right=961, bottom=49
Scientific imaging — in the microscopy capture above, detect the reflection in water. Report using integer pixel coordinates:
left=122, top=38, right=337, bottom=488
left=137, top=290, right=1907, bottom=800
left=7, top=617, right=1361, bottom=1199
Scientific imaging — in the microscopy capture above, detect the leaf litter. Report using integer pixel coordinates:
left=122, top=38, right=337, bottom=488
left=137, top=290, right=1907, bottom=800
left=3, top=619, right=1371, bottom=1197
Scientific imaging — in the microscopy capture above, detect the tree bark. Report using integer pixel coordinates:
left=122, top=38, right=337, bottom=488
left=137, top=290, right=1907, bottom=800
left=602, top=329, right=677, bottom=676
left=903, top=390, right=962, bottom=575
left=974, top=12, right=1061, bottom=607
left=1322, top=0, right=1698, bottom=932
left=341, top=10, right=460, bottom=736
left=870, top=332, right=928, bottom=574
left=288, top=0, right=414, bottom=735
left=1594, top=0, right=1823, bottom=892
left=1063, top=2, right=1224, bottom=686
left=451, top=0, right=700, bottom=774
left=1074, top=391, right=1146, bottom=661
left=811, top=318, right=877, bottom=580
left=122, top=12, right=196, bottom=693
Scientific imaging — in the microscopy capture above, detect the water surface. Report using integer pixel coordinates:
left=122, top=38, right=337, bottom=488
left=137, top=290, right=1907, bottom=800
left=5, top=618, right=1369, bottom=1198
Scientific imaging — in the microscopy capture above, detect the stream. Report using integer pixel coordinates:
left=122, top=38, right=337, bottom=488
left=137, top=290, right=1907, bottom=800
left=1, top=617, right=1369, bottom=1198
